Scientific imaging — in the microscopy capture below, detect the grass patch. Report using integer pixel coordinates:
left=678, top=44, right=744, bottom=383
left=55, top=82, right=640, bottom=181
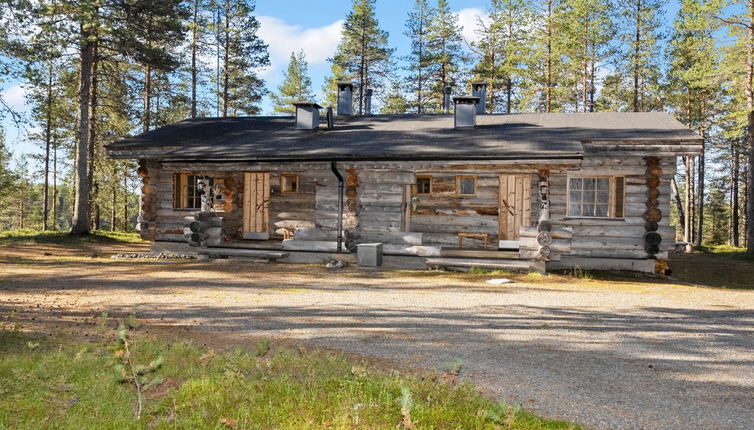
left=0, top=328, right=579, bottom=429
left=0, top=229, right=144, bottom=245
left=697, top=244, right=752, bottom=259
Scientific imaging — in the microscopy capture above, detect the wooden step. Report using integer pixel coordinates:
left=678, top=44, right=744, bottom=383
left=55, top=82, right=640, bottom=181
left=425, top=257, right=545, bottom=273
left=199, top=248, right=288, bottom=260
left=440, top=248, right=520, bottom=259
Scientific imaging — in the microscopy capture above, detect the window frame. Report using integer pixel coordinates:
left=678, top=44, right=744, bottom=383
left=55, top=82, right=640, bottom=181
left=280, top=173, right=300, bottom=194
left=566, top=175, right=625, bottom=219
left=172, top=173, right=214, bottom=210
left=456, top=175, right=477, bottom=196
left=415, top=175, right=432, bottom=195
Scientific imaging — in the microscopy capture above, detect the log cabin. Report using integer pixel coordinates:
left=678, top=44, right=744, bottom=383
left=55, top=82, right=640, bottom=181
left=106, top=83, right=702, bottom=273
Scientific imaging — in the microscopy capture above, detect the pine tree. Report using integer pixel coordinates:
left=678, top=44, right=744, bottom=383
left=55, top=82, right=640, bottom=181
left=330, top=0, right=394, bottom=115
left=403, top=0, right=434, bottom=114
left=714, top=0, right=754, bottom=253
left=322, top=62, right=346, bottom=109
left=612, top=0, right=666, bottom=112
left=212, top=0, right=270, bottom=116
left=667, top=0, right=722, bottom=247
left=525, top=0, right=570, bottom=112
left=560, top=0, right=614, bottom=112
left=380, top=82, right=410, bottom=114
left=271, top=50, right=315, bottom=114
left=472, top=0, right=533, bottom=113
left=426, top=0, right=465, bottom=111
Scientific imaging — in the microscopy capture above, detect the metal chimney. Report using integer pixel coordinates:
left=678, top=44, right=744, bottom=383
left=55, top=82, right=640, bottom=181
left=293, top=102, right=322, bottom=129
left=453, top=96, right=479, bottom=128
left=443, top=86, right=452, bottom=114
left=337, top=82, right=354, bottom=116
left=471, top=82, right=487, bottom=114
left=365, top=88, right=373, bottom=115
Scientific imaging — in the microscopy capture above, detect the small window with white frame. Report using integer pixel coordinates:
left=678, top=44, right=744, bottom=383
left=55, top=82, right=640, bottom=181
left=568, top=176, right=625, bottom=218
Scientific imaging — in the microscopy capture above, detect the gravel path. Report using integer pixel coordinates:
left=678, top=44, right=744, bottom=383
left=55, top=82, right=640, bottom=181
left=1, top=258, right=753, bottom=429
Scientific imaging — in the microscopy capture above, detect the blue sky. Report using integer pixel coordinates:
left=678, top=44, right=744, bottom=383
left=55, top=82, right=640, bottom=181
left=1, top=0, right=681, bottom=158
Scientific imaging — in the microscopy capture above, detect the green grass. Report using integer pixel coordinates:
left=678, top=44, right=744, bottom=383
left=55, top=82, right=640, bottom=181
left=0, top=229, right=144, bottom=245
left=0, top=328, right=579, bottom=430
left=697, top=244, right=752, bottom=259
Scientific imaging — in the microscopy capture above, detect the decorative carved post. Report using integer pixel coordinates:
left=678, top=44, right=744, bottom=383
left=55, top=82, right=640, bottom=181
left=643, top=157, right=662, bottom=257
left=536, top=170, right=552, bottom=261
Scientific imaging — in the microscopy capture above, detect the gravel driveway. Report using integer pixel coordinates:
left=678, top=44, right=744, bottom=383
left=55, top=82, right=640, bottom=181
left=1, top=258, right=753, bottom=430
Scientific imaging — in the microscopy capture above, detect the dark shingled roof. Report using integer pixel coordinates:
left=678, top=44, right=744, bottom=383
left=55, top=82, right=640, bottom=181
left=106, top=112, right=702, bottom=161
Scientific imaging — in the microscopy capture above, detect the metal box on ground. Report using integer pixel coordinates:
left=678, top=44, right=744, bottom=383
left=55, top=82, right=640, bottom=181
left=357, top=243, right=383, bottom=267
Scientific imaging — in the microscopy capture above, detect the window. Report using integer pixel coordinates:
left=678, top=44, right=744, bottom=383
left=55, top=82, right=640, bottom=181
left=457, top=176, right=476, bottom=195
left=173, top=173, right=213, bottom=209
left=280, top=174, right=300, bottom=193
left=415, top=176, right=432, bottom=195
left=567, top=176, right=625, bottom=218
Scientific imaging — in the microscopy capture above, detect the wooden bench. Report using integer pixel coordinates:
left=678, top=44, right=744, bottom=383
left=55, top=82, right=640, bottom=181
left=457, top=232, right=489, bottom=249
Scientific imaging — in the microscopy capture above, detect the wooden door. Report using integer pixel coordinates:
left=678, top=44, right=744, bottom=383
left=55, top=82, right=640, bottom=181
left=243, top=172, right=270, bottom=240
left=499, top=174, right=532, bottom=241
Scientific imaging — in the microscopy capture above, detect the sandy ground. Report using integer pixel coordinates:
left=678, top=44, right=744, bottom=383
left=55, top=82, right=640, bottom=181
left=1, top=243, right=753, bottom=430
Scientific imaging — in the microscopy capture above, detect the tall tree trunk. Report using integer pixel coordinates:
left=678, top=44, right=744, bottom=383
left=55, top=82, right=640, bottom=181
left=545, top=0, right=552, bottom=113
left=506, top=77, right=512, bottom=113
left=696, top=128, right=706, bottom=247
left=111, top=185, right=116, bottom=232
left=671, top=176, right=685, bottom=237
left=123, top=173, right=129, bottom=231
left=144, top=66, right=152, bottom=131
left=733, top=140, right=740, bottom=247
left=89, top=44, right=99, bottom=230
left=747, top=0, right=754, bottom=254
left=190, top=0, right=199, bottom=118
left=222, top=7, right=230, bottom=117
left=43, top=61, right=53, bottom=231
left=690, top=156, right=696, bottom=243
left=633, top=0, right=641, bottom=112
left=52, top=141, right=57, bottom=230
left=589, top=43, right=596, bottom=112
left=71, top=25, right=95, bottom=235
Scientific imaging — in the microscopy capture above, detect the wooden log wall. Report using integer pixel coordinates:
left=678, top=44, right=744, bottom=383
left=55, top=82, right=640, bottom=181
left=544, top=155, right=677, bottom=259
left=146, top=163, right=321, bottom=242
left=410, top=173, right=500, bottom=247
left=354, top=170, right=412, bottom=241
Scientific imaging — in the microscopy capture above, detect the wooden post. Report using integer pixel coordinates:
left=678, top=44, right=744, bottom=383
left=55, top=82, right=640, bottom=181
left=536, top=169, right=551, bottom=262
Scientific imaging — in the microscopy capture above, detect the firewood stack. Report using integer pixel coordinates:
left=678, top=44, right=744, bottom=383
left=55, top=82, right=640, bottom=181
left=137, top=160, right=156, bottom=239
left=643, top=157, right=662, bottom=256
left=184, top=212, right=223, bottom=247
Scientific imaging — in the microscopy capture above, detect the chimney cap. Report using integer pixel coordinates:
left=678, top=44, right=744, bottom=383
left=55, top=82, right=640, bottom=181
left=365, top=88, right=373, bottom=96
left=337, top=82, right=354, bottom=90
left=293, top=102, right=323, bottom=109
left=471, top=81, right=487, bottom=86
left=453, top=96, right=480, bottom=105
left=443, top=86, right=452, bottom=94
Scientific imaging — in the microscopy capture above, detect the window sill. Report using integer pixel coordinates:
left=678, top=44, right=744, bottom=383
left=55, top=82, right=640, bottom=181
left=563, top=216, right=625, bottom=222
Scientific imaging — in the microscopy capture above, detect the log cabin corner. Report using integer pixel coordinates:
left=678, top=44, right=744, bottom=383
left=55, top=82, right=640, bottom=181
left=105, top=83, right=702, bottom=273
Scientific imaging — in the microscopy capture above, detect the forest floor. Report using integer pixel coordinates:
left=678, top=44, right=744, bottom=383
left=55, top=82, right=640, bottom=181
left=1, top=232, right=753, bottom=429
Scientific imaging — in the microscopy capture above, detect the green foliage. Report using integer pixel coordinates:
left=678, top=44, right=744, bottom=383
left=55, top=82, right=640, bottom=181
left=403, top=0, right=434, bottom=114
left=425, top=0, right=466, bottom=110
left=211, top=0, right=270, bottom=116
left=271, top=50, right=315, bottom=114
left=330, top=0, right=395, bottom=115
left=380, top=81, right=410, bottom=114
left=603, top=0, right=667, bottom=112
left=255, top=337, right=270, bottom=357
left=0, top=332, right=579, bottom=429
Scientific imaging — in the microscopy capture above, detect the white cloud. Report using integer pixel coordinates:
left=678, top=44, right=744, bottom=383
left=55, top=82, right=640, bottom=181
left=257, top=16, right=344, bottom=80
left=1, top=84, right=28, bottom=111
left=456, top=7, right=490, bottom=45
